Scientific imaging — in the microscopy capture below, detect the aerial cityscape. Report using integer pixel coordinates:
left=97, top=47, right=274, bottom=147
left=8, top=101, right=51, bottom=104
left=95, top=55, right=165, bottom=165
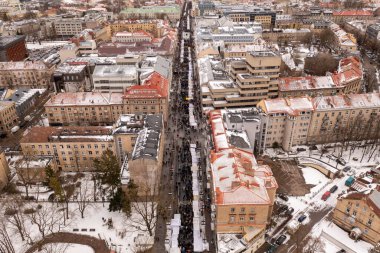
left=0, top=0, right=379, bottom=252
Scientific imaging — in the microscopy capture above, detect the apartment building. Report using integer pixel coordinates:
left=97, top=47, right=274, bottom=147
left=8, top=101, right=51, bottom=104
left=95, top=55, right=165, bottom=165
left=0, top=101, right=19, bottom=135
left=53, top=64, right=90, bottom=92
left=112, top=31, right=153, bottom=43
left=53, top=16, right=85, bottom=36
left=366, top=23, right=380, bottom=41
left=200, top=51, right=281, bottom=110
left=332, top=10, right=374, bottom=23
left=45, top=92, right=124, bottom=126
left=208, top=110, right=277, bottom=251
left=330, top=23, right=358, bottom=53
left=121, top=6, right=181, bottom=22
left=45, top=69, right=170, bottom=125
left=0, top=150, right=10, bottom=190
left=0, top=61, right=54, bottom=88
left=20, top=126, right=115, bottom=172
left=0, top=35, right=27, bottom=61
left=92, top=65, right=138, bottom=93
left=278, top=56, right=362, bottom=98
left=332, top=189, right=380, bottom=246
left=109, top=20, right=163, bottom=38
left=257, top=93, right=380, bottom=151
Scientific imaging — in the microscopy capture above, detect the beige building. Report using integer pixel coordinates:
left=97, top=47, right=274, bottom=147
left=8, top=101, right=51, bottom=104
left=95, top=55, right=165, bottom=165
left=20, top=126, right=115, bottom=172
left=108, top=21, right=163, bottom=38
left=278, top=57, right=362, bottom=98
left=200, top=51, right=281, bottom=110
left=332, top=189, right=380, bottom=246
left=257, top=93, right=380, bottom=151
left=0, top=61, right=54, bottom=88
left=0, top=101, right=19, bottom=135
left=330, top=23, right=358, bottom=53
left=45, top=71, right=169, bottom=125
left=0, top=150, right=10, bottom=190
left=209, top=110, right=277, bottom=251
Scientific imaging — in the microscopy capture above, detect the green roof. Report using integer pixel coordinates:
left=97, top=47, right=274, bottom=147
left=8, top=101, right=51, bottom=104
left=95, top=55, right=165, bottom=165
left=122, top=5, right=180, bottom=14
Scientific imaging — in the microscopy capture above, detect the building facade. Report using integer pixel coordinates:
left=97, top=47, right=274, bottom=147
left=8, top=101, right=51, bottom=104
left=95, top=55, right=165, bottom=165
left=257, top=93, right=380, bottom=151
left=92, top=65, right=138, bottom=93
left=278, top=57, right=362, bottom=98
left=0, top=35, right=27, bottom=61
left=0, top=101, right=19, bottom=135
left=0, top=150, right=10, bottom=190
left=332, top=189, right=380, bottom=246
left=108, top=20, right=163, bottom=38
left=0, top=61, right=54, bottom=88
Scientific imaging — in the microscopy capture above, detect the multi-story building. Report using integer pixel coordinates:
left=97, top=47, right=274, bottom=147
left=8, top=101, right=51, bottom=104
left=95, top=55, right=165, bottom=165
left=0, top=101, right=19, bottom=135
left=330, top=23, right=358, bottom=53
left=108, top=20, right=163, bottom=38
left=20, top=126, right=116, bottom=172
left=44, top=92, right=124, bottom=126
left=332, top=10, right=374, bottom=23
left=53, top=16, right=85, bottom=37
left=53, top=64, right=90, bottom=92
left=278, top=56, right=362, bottom=98
left=121, top=6, right=181, bottom=22
left=332, top=188, right=380, bottom=246
left=92, top=65, right=138, bottom=93
left=0, top=35, right=27, bottom=61
left=220, top=6, right=276, bottom=29
left=123, top=71, right=169, bottom=121
left=112, top=31, right=153, bottom=43
left=45, top=71, right=169, bottom=125
left=366, top=23, right=380, bottom=41
left=200, top=51, right=281, bottom=109
left=0, top=150, right=10, bottom=190
left=209, top=110, right=277, bottom=251
left=257, top=93, right=380, bottom=151
left=0, top=61, right=54, bottom=88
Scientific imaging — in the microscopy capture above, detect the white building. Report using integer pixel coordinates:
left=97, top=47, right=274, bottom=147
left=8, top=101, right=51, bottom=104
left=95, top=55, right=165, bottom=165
left=92, top=65, right=138, bottom=92
left=111, top=31, right=153, bottom=43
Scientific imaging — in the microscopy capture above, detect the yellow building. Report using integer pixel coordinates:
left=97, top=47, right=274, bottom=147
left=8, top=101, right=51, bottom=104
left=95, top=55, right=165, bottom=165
left=108, top=20, right=163, bottom=38
left=0, top=150, right=10, bottom=190
left=0, top=101, right=19, bottom=135
left=209, top=110, right=277, bottom=249
left=332, top=189, right=380, bottom=246
left=257, top=93, right=380, bottom=151
left=20, top=126, right=115, bottom=172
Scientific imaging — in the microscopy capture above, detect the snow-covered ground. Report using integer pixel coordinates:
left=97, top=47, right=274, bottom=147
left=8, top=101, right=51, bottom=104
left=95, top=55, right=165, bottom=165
left=27, top=41, right=69, bottom=50
left=41, top=243, right=94, bottom=253
left=312, top=219, right=372, bottom=253
left=301, top=167, right=328, bottom=185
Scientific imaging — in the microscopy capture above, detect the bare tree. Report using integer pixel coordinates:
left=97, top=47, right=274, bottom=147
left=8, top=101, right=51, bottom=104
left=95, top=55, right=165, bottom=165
left=303, top=236, right=325, bottom=253
left=28, top=204, right=64, bottom=239
left=0, top=220, right=15, bottom=253
left=3, top=197, right=31, bottom=244
left=16, top=146, right=40, bottom=198
left=39, top=243, right=69, bottom=253
left=129, top=183, right=158, bottom=237
left=76, top=181, right=92, bottom=218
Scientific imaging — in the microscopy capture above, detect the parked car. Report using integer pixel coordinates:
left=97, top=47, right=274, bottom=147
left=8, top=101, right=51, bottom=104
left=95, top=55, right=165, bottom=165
left=286, top=207, right=294, bottom=215
left=336, top=158, right=346, bottom=165
left=296, top=148, right=306, bottom=152
left=278, top=205, right=288, bottom=213
left=343, top=166, right=351, bottom=172
left=298, top=214, right=307, bottom=223
left=345, top=176, right=355, bottom=187
left=275, top=234, right=287, bottom=245
left=322, top=191, right=331, bottom=201
left=278, top=193, right=289, bottom=201
left=330, top=185, right=338, bottom=193
left=336, top=250, right=346, bottom=253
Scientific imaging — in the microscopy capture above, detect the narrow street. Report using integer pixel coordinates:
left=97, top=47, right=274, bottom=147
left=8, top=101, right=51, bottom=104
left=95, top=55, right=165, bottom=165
left=153, top=0, right=215, bottom=252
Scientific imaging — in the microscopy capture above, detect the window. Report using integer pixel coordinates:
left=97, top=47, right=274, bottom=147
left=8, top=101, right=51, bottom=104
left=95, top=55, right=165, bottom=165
left=249, top=216, right=254, bottom=222
left=229, top=215, right=235, bottom=223
left=239, top=216, right=245, bottom=221
left=231, top=208, right=235, bottom=213
left=241, top=207, right=245, bottom=213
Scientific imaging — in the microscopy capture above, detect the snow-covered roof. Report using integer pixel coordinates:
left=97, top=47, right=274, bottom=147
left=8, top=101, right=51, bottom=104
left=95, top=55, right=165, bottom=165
left=45, top=92, right=123, bottom=107
left=259, top=96, right=314, bottom=116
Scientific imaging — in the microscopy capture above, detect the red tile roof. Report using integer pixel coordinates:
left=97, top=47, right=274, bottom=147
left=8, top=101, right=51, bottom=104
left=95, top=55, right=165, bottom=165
left=333, top=10, right=373, bottom=16
left=123, top=72, right=168, bottom=99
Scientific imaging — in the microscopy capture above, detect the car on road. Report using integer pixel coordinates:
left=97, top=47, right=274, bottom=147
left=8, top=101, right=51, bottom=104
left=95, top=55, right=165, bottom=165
left=296, top=148, right=306, bottom=152
left=343, top=166, right=351, bottom=172
left=298, top=214, right=307, bottom=223
left=278, top=193, right=289, bottom=201
left=330, top=185, right=338, bottom=193
left=275, top=234, right=287, bottom=245
left=285, top=207, right=294, bottom=215
left=336, top=250, right=346, bottom=253
left=322, top=191, right=331, bottom=201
